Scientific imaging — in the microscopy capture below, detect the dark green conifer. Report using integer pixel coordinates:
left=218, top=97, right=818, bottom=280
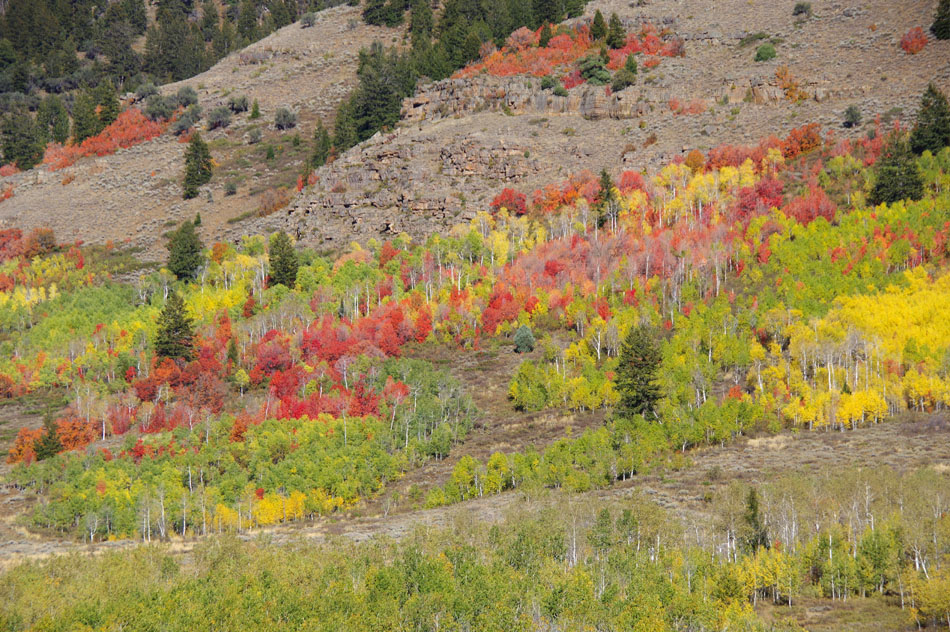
left=310, top=118, right=332, bottom=168
left=71, top=90, right=100, bottom=144
left=615, top=324, right=661, bottom=418
left=910, top=84, right=950, bottom=155
left=869, top=134, right=924, bottom=206
left=154, top=291, right=195, bottom=361
left=183, top=131, right=213, bottom=200
left=590, top=9, right=607, bottom=40
left=606, top=13, right=626, bottom=49
left=166, top=220, right=204, bottom=280
left=268, top=231, right=299, bottom=288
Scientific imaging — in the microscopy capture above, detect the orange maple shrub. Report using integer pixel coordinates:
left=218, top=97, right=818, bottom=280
left=7, top=428, right=43, bottom=464
left=43, top=108, right=167, bottom=171
left=900, top=27, right=927, bottom=54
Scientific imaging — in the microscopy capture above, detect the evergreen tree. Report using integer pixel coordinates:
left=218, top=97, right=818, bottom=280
left=95, top=79, right=121, bottom=128
left=933, top=0, right=950, bottom=39
left=166, top=219, right=204, bottom=280
left=595, top=168, right=615, bottom=227
left=226, top=337, right=239, bottom=371
left=268, top=230, right=299, bottom=288
left=37, top=95, right=70, bottom=144
left=183, top=131, right=213, bottom=199
left=910, top=83, right=950, bottom=155
left=869, top=134, right=924, bottom=206
left=154, top=290, right=196, bottom=361
left=71, top=90, right=100, bottom=143
left=532, top=0, right=561, bottom=28
left=615, top=323, right=661, bottom=418
left=539, top=23, right=553, bottom=47
left=1, top=111, right=45, bottom=170
left=606, top=12, right=625, bottom=48
left=238, top=0, right=259, bottom=40
left=409, top=0, right=434, bottom=46
left=250, top=99, right=260, bottom=119
left=310, top=118, right=332, bottom=168
left=743, top=488, right=770, bottom=552
left=513, top=325, right=535, bottom=353
left=34, top=414, right=63, bottom=462
left=625, top=52, right=638, bottom=74
left=590, top=9, right=607, bottom=40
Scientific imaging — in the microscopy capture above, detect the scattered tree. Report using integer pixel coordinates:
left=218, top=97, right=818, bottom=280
left=843, top=105, right=862, bottom=128
left=183, top=131, right=213, bottom=199
left=910, top=83, right=950, bottom=155
left=310, top=119, right=332, bottom=168
left=869, top=134, right=924, bottom=206
left=513, top=325, right=535, bottom=353
left=154, top=290, right=195, bottom=361
left=268, top=231, right=299, bottom=288
left=590, top=10, right=607, bottom=40
left=615, top=324, right=661, bottom=418
left=606, top=13, right=626, bottom=49
left=166, top=219, right=204, bottom=280
left=934, top=0, right=950, bottom=39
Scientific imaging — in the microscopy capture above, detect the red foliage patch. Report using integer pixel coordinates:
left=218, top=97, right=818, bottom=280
left=900, top=27, right=927, bottom=55
left=43, top=109, right=167, bottom=171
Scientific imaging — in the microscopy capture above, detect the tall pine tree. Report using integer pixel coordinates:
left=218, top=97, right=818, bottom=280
left=615, top=323, right=661, bottom=418
left=870, top=133, right=924, bottom=206
left=310, top=118, right=332, bottom=168
left=71, top=90, right=100, bottom=144
left=167, top=219, right=204, bottom=280
left=154, top=290, right=195, bottom=361
left=183, top=131, right=213, bottom=199
left=590, top=9, right=607, bottom=40
left=910, top=83, right=950, bottom=155
left=268, top=230, right=299, bottom=288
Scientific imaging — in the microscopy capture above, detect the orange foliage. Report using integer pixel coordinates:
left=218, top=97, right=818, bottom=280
left=43, top=108, right=167, bottom=171
left=259, top=187, right=291, bottom=216
left=685, top=149, right=705, bottom=173
left=0, top=185, right=13, bottom=202
left=776, top=66, right=805, bottom=102
left=56, top=414, right=98, bottom=450
left=0, top=164, right=19, bottom=177
left=7, top=428, right=43, bottom=464
left=901, top=27, right=927, bottom=54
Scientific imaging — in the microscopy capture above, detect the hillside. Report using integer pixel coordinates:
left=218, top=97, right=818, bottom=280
left=0, top=0, right=949, bottom=630
left=0, top=5, right=398, bottom=257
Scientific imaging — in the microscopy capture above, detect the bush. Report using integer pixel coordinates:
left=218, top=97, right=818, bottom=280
left=843, top=105, right=862, bottom=128
left=136, top=82, right=158, bottom=100
left=176, top=86, right=199, bottom=108
left=579, top=54, right=610, bottom=86
left=207, top=106, right=232, bottom=130
left=754, top=43, right=776, bottom=61
left=792, top=2, right=812, bottom=17
left=301, top=12, right=317, bottom=28
left=250, top=100, right=260, bottom=119
left=171, top=105, right=202, bottom=135
left=553, top=85, right=568, bottom=97
left=225, top=181, right=237, bottom=196
left=144, top=95, right=174, bottom=122
left=248, top=128, right=262, bottom=144
left=540, top=76, right=556, bottom=91
left=611, top=68, right=637, bottom=92
left=228, top=95, right=249, bottom=113
left=275, top=107, right=297, bottom=130
left=900, top=27, right=928, bottom=54
left=513, top=325, right=535, bottom=353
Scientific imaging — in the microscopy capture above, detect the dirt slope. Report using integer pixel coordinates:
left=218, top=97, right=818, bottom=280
left=0, top=5, right=398, bottom=258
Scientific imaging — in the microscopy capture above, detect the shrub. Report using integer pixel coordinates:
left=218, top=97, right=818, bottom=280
left=145, top=95, right=174, bottom=121
left=176, top=86, right=199, bottom=108
left=225, top=181, right=237, bottom=196
left=792, top=2, right=812, bottom=17
left=206, top=106, right=232, bottom=130
left=228, top=95, right=249, bottom=113
left=301, top=12, right=317, bottom=27
left=611, top=68, right=636, bottom=91
left=275, top=107, right=297, bottom=130
left=136, top=82, right=158, bottom=100
left=901, top=27, right=928, bottom=54
left=490, top=188, right=527, bottom=215
left=248, top=128, right=262, bottom=144
left=934, top=0, right=950, bottom=39
left=579, top=54, right=610, bottom=85
left=843, top=105, right=862, bottom=128
left=250, top=100, right=260, bottom=119
left=540, top=75, right=556, bottom=90
left=553, top=85, right=568, bottom=97
left=754, top=43, right=776, bottom=61
left=513, top=325, right=535, bottom=353
left=171, top=105, right=202, bottom=135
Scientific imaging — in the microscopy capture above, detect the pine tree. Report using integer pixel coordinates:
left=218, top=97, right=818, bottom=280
left=933, top=0, right=950, bottom=39
left=910, top=83, right=950, bottom=155
left=95, top=79, right=121, bottom=128
left=310, top=118, right=332, bottom=168
left=183, top=131, right=213, bottom=199
left=34, top=414, right=63, bottom=461
left=743, top=488, right=770, bottom=552
left=513, top=325, right=535, bottom=353
left=615, top=324, right=661, bottom=418
left=250, top=99, right=260, bottom=119
left=226, top=337, right=239, bottom=371
left=606, top=13, right=626, bottom=49
left=238, top=0, right=259, bottom=41
left=590, top=9, right=607, bottom=41
left=154, top=291, right=195, bottom=361
left=37, top=94, right=70, bottom=144
left=1, top=111, right=45, bottom=170
left=71, top=90, right=100, bottom=143
left=409, top=0, right=433, bottom=47
left=595, top=168, right=616, bottom=228
left=167, top=220, right=204, bottom=280
left=539, top=23, right=553, bottom=47
left=869, top=134, right=924, bottom=206
left=268, top=230, right=299, bottom=288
